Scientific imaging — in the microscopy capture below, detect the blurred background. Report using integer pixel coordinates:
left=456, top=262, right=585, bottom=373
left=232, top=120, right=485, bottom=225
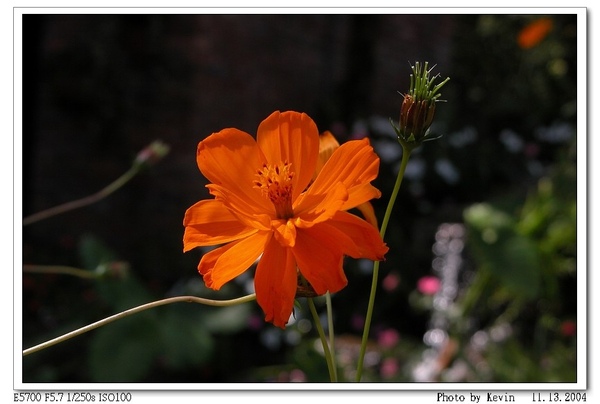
left=21, top=13, right=578, bottom=383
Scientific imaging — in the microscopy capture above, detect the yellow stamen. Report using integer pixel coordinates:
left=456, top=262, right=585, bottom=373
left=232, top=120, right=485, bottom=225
left=254, top=161, right=294, bottom=219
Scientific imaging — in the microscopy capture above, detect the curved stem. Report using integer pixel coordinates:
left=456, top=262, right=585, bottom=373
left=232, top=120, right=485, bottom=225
left=23, top=294, right=256, bottom=356
left=355, top=146, right=412, bottom=382
left=23, top=166, right=140, bottom=226
left=307, top=297, right=336, bottom=382
left=23, top=264, right=99, bottom=279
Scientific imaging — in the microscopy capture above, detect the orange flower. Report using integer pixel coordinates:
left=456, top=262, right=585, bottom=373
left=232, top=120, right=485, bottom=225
left=183, top=111, right=388, bottom=328
left=518, top=17, right=553, bottom=49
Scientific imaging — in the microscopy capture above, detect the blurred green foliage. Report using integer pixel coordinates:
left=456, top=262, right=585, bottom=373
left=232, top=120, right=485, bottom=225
left=458, top=142, right=576, bottom=382
left=24, top=235, right=254, bottom=382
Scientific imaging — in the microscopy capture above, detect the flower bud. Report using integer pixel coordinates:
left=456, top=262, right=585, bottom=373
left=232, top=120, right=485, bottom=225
left=399, top=94, right=436, bottom=142
left=134, top=140, right=170, bottom=168
left=391, top=61, right=449, bottom=148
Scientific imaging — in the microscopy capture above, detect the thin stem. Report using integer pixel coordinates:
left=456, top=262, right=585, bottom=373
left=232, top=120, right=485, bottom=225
left=355, top=145, right=412, bottom=382
left=325, top=292, right=338, bottom=381
left=23, top=264, right=99, bottom=279
left=23, top=294, right=256, bottom=356
left=23, top=166, right=140, bottom=226
left=307, top=297, right=336, bottom=382
left=380, top=147, right=413, bottom=238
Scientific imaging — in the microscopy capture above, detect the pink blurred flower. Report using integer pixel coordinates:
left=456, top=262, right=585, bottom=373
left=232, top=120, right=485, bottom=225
left=378, top=328, right=400, bottom=349
left=247, top=313, right=264, bottom=331
left=382, top=272, right=401, bottom=292
left=380, top=357, right=399, bottom=379
left=417, top=276, right=441, bottom=295
left=560, top=320, right=576, bottom=337
left=289, top=369, right=307, bottom=382
left=351, top=314, right=365, bottom=331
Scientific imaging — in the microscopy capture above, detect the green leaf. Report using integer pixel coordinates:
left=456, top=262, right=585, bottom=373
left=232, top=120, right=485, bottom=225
left=78, top=234, right=117, bottom=270
left=94, top=274, right=153, bottom=312
left=497, top=235, right=541, bottom=298
left=464, top=203, right=514, bottom=231
left=89, top=314, right=160, bottom=382
left=202, top=303, right=253, bottom=334
left=157, top=308, right=215, bottom=369
left=465, top=203, right=541, bottom=299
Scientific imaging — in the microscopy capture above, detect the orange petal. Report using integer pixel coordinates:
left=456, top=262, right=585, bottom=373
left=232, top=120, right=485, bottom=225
left=271, top=219, right=297, bottom=248
left=183, top=200, right=258, bottom=251
left=314, top=131, right=340, bottom=179
left=197, top=128, right=271, bottom=215
left=293, top=181, right=348, bottom=228
left=292, top=226, right=348, bottom=296
left=207, top=184, right=273, bottom=231
left=518, top=17, right=553, bottom=49
left=257, top=111, right=320, bottom=200
left=356, top=201, right=379, bottom=228
left=254, top=236, right=298, bottom=329
left=198, top=231, right=270, bottom=290
left=308, top=138, right=381, bottom=210
left=341, top=182, right=382, bottom=212
left=324, top=211, right=388, bottom=261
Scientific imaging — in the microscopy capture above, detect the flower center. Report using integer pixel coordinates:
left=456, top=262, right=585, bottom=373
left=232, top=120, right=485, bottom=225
left=254, top=161, right=294, bottom=219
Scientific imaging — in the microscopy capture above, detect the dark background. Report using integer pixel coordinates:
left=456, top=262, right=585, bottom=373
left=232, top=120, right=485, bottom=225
left=21, top=13, right=578, bottom=383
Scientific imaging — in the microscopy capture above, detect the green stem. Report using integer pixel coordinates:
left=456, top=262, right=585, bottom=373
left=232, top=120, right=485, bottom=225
left=23, top=294, right=256, bottom=356
left=325, top=292, right=338, bottom=381
left=308, top=297, right=336, bottom=382
left=355, top=145, right=413, bottom=382
left=23, top=264, right=99, bottom=279
left=23, top=166, right=140, bottom=226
